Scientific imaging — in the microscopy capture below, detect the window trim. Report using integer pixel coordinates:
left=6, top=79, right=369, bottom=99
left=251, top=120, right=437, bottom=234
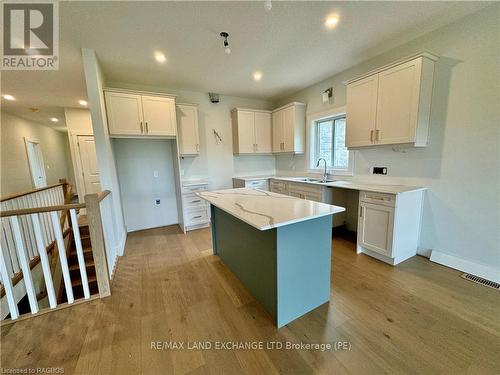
left=306, top=106, right=354, bottom=176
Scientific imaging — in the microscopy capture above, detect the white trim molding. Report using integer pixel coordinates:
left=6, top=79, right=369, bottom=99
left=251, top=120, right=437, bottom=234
left=306, top=106, right=354, bottom=176
left=430, top=250, right=500, bottom=284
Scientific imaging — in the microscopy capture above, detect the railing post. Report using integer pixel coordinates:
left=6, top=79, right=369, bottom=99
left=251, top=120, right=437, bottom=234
left=84, top=193, right=111, bottom=298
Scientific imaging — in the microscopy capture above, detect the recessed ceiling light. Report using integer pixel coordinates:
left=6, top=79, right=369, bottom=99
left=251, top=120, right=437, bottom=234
left=154, top=51, right=167, bottom=63
left=2, top=94, right=15, bottom=101
left=325, top=14, right=339, bottom=29
left=79, top=100, right=88, bottom=106
left=253, top=71, right=263, bottom=81
left=50, top=117, right=59, bottom=122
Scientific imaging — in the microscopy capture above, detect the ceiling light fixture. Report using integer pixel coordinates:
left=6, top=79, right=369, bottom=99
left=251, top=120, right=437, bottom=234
left=154, top=51, right=167, bottom=63
left=220, top=32, right=231, bottom=55
left=50, top=117, right=59, bottom=122
left=79, top=100, right=88, bottom=106
left=253, top=71, right=263, bottom=81
left=264, top=0, right=272, bottom=12
left=2, top=94, right=15, bottom=101
left=325, top=14, right=339, bottom=29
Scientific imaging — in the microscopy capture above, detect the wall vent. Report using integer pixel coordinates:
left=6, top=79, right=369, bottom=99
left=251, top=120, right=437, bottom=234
left=461, top=273, right=499, bottom=290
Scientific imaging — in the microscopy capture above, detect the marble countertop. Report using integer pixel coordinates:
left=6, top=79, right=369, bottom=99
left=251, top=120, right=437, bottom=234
left=232, top=175, right=274, bottom=181
left=197, top=188, right=345, bottom=231
left=182, top=179, right=209, bottom=187
left=269, top=177, right=426, bottom=194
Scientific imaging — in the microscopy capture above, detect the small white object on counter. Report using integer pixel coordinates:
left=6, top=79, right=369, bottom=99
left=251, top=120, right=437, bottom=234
left=197, top=188, right=345, bottom=231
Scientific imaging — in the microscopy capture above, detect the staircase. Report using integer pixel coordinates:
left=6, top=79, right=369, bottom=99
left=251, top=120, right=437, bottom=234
left=62, top=216, right=99, bottom=302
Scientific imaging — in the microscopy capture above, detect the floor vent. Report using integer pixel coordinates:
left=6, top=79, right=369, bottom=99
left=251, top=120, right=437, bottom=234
left=461, top=273, right=500, bottom=290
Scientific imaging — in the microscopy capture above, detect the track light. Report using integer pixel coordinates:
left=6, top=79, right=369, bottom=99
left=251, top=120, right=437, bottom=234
left=220, top=32, right=231, bottom=55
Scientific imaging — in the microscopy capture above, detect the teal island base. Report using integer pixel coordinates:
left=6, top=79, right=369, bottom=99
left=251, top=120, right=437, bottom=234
left=210, top=205, right=333, bottom=327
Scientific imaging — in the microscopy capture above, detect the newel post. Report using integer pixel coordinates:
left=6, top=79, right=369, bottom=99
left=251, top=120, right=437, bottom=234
left=84, top=193, right=111, bottom=298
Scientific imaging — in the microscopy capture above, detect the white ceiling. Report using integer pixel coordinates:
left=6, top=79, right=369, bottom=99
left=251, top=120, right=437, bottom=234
left=1, top=1, right=489, bottom=130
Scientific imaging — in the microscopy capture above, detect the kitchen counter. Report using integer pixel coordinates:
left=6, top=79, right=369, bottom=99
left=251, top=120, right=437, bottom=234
left=234, top=175, right=426, bottom=195
left=197, top=188, right=344, bottom=230
left=198, top=187, right=345, bottom=327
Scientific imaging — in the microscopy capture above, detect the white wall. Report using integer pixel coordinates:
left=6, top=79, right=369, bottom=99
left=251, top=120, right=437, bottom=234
left=274, top=5, right=500, bottom=276
left=1, top=111, right=75, bottom=196
left=82, top=49, right=126, bottom=270
left=106, top=82, right=276, bottom=189
left=114, top=139, right=179, bottom=232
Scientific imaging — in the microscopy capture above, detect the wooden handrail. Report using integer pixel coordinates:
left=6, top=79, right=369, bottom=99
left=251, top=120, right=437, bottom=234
left=0, top=203, right=85, bottom=218
left=0, top=182, right=66, bottom=202
left=97, top=190, right=111, bottom=202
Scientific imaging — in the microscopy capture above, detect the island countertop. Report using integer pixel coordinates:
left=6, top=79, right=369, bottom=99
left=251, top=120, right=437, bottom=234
left=197, top=188, right=345, bottom=231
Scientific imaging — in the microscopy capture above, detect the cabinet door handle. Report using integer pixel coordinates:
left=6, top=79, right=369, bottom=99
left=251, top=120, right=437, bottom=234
left=375, top=129, right=380, bottom=141
left=190, top=200, right=201, bottom=203
left=360, top=207, right=363, bottom=218
left=145, top=122, right=149, bottom=133
left=196, top=144, right=200, bottom=152
left=255, top=143, right=258, bottom=152
left=140, top=121, right=144, bottom=133
left=370, top=130, right=374, bottom=143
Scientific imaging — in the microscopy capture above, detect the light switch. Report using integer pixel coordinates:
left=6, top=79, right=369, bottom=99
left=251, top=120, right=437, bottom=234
left=153, top=170, right=159, bottom=178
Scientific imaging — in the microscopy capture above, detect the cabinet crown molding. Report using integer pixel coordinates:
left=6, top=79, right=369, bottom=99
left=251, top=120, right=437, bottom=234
left=344, top=51, right=439, bottom=85
left=231, top=108, right=272, bottom=113
left=103, top=87, right=177, bottom=99
left=272, top=102, right=306, bottom=113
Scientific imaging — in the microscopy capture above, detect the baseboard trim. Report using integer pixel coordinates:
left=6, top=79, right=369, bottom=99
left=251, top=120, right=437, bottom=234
left=430, top=250, right=500, bottom=284
left=115, top=228, right=127, bottom=257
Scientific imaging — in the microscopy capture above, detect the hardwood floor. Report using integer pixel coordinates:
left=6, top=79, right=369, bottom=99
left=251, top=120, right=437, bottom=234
left=2, top=226, right=499, bottom=374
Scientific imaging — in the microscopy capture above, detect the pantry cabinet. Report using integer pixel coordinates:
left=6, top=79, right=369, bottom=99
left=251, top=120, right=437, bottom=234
left=177, top=103, right=200, bottom=156
left=104, top=90, right=177, bottom=138
left=272, top=102, right=306, bottom=153
left=231, top=108, right=272, bottom=154
left=346, top=52, right=437, bottom=148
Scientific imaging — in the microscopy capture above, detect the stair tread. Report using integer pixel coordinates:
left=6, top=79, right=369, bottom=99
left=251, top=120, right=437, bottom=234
left=69, top=260, right=95, bottom=271
left=72, top=274, right=97, bottom=286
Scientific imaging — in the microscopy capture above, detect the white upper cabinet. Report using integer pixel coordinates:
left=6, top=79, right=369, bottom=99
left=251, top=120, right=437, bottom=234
left=177, top=104, right=200, bottom=156
left=346, top=75, right=379, bottom=147
left=272, top=102, right=306, bottom=153
left=141, top=95, right=176, bottom=136
left=346, top=52, right=437, bottom=148
left=105, top=92, right=144, bottom=136
left=104, top=90, right=177, bottom=138
left=232, top=109, right=272, bottom=154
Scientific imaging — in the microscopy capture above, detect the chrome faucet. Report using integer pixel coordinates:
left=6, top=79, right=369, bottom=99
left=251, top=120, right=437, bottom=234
left=316, top=158, right=328, bottom=183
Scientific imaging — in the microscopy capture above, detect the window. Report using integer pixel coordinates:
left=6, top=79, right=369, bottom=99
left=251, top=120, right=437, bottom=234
left=315, top=116, right=349, bottom=169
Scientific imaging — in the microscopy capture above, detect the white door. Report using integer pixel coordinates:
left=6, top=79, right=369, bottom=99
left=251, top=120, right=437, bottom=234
left=105, top=92, right=143, bottom=136
left=375, top=59, right=422, bottom=145
left=254, top=112, right=272, bottom=153
left=237, top=110, right=256, bottom=154
left=346, top=75, right=379, bottom=147
left=358, top=202, right=394, bottom=257
left=272, top=110, right=283, bottom=152
left=24, top=139, right=47, bottom=188
left=77, top=136, right=101, bottom=194
left=282, top=106, right=295, bottom=152
left=177, top=104, right=200, bottom=155
left=141, top=96, right=176, bottom=136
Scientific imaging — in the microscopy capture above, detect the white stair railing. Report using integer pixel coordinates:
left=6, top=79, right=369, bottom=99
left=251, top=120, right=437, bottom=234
left=0, top=191, right=112, bottom=321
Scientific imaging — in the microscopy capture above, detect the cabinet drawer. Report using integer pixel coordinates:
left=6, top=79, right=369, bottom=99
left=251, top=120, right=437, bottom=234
left=245, top=179, right=268, bottom=190
left=359, top=191, right=395, bottom=206
left=183, top=194, right=206, bottom=210
left=182, top=184, right=208, bottom=195
left=184, top=208, right=209, bottom=226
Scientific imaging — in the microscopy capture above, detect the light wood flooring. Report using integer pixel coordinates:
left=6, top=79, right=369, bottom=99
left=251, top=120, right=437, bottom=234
left=1, top=226, right=499, bottom=374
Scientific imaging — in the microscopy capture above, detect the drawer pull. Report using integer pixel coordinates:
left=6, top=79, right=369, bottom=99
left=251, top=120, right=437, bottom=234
left=192, top=215, right=203, bottom=219
left=190, top=200, right=201, bottom=203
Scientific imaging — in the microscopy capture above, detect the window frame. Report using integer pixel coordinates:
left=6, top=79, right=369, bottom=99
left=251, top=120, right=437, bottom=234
left=307, top=106, right=354, bottom=176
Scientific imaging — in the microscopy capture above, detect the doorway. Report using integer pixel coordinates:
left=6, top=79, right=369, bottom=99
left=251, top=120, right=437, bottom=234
left=77, top=135, right=101, bottom=195
left=24, top=138, right=47, bottom=188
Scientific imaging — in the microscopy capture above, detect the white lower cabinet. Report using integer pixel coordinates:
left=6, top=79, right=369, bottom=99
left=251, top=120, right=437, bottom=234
left=232, top=178, right=269, bottom=191
left=181, top=182, right=210, bottom=231
left=356, top=190, right=424, bottom=265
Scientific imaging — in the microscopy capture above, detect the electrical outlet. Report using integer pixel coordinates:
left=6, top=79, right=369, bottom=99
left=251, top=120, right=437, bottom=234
left=372, top=167, right=388, bottom=175
left=153, top=170, right=159, bottom=178
left=155, top=199, right=160, bottom=205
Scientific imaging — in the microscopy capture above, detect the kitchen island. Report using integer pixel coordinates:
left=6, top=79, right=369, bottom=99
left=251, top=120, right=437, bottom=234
left=197, top=188, right=345, bottom=327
